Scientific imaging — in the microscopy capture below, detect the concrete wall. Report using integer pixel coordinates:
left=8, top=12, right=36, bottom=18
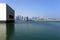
left=0, top=3, right=14, bottom=22
left=6, top=4, right=15, bottom=21
left=0, top=3, right=6, bottom=21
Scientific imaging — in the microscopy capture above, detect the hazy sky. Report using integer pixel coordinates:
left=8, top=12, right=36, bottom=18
left=0, top=0, right=60, bottom=18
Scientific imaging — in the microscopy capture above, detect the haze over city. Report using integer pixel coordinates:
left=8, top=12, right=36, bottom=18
left=0, top=0, right=60, bottom=18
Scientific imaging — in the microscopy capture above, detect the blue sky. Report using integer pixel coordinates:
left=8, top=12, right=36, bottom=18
left=0, top=0, right=60, bottom=18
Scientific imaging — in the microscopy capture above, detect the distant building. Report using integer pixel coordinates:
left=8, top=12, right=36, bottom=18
left=32, top=17, right=48, bottom=21
left=0, top=3, right=15, bottom=22
left=16, top=16, right=19, bottom=20
left=16, top=15, right=24, bottom=21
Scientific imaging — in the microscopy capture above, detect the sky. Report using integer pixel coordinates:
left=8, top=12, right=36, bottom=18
left=0, top=0, right=60, bottom=18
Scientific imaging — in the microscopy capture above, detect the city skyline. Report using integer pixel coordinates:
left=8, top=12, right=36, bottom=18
left=0, top=0, right=60, bottom=18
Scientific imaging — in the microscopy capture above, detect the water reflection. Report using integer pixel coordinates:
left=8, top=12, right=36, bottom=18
left=0, top=23, right=14, bottom=40
left=6, top=23, right=14, bottom=40
left=0, top=22, right=60, bottom=40
left=0, top=23, right=6, bottom=40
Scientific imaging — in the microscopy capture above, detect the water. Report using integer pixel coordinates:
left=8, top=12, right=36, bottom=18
left=0, top=23, right=6, bottom=40
left=0, top=23, right=14, bottom=40
left=0, top=21, right=60, bottom=40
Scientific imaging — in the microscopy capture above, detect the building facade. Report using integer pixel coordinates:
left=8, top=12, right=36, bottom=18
left=0, top=3, right=15, bottom=22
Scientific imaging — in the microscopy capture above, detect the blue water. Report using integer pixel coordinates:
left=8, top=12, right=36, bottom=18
left=7, top=21, right=60, bottom=40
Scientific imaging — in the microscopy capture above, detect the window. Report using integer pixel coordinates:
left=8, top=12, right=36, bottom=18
left=9, top=15, right=14, bottom=19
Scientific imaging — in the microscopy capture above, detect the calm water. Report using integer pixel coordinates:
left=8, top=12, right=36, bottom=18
left=0, top=21, right=60, bottom=40
left=0, top=23, right=6, bottom=40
